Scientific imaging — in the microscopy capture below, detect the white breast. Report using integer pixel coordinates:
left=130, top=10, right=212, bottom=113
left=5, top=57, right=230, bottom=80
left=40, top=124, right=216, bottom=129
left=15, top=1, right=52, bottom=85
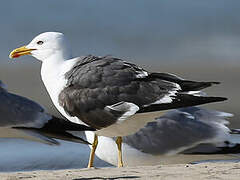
left=40, top=57, right=87, bottom=125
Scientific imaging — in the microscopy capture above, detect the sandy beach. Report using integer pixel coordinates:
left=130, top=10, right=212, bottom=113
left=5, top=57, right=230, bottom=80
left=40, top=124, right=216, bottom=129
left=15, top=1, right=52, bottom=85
left=1, top=162, right=240, bottom=180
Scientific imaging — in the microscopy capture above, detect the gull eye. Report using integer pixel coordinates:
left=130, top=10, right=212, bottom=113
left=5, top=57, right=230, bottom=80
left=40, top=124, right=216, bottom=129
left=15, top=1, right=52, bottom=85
left=37, top=41, right=44, bottom=45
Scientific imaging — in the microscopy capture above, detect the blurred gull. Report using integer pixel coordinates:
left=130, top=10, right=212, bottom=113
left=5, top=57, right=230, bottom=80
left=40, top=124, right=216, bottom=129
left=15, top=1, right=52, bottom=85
left=0, top=80, right=94, bottom=145
left=85, top=107, right=240, bottom=166
left=0, top=80, right=7, bottom=90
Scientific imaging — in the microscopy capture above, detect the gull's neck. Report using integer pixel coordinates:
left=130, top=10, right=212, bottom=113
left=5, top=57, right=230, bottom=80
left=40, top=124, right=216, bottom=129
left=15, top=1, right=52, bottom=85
left=43, top=50, right=72, bottom=67
left=40, top=53, right=76, bottom=107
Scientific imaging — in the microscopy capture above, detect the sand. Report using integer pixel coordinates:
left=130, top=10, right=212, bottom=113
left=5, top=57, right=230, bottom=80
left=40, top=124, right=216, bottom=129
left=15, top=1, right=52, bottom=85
left=1, top=162, right=240, bottom=180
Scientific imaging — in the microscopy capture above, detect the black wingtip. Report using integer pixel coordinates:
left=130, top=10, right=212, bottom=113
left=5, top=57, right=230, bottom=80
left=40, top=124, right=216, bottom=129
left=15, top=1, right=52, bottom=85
left=186, top=143, right=240, bottom=155
left=47, top=116, right=96, bottom=131
left=84, top=139, right=92, bottom=145
left=146, top=73, right=222, bottom=91
left=230, top=129, right=240, bottom=134
left=180, top=81, right=222, bottom=91
left=218, top=97, right=228, bottom=101
left=211, top=82, right=221, bottom=85
left=178, top=94, right=228, bottom=105
left=69, top=135, right=92, bottom=145
left=212, top=96, right=227, bottom=102
left=138, top=95, right=228, bottom=114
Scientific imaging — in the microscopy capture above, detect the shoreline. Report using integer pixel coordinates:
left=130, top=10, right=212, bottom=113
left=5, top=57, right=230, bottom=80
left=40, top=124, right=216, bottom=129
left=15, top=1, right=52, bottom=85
left=1, top=162, right=240, bottom=180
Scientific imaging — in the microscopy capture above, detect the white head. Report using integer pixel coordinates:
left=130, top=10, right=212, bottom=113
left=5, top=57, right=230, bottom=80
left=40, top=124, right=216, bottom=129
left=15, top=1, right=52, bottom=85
left=9, top=32, right=72, bottom=62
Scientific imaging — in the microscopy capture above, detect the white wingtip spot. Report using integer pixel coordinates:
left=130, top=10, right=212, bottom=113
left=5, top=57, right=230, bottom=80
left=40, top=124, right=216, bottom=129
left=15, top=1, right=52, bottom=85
left=118, top=102, right=140, bottom=122
left=151, top=95, right=173, bottom=104
left=186, top=91, right=207, bottom=97
left=136, top=71, right=148, bottom=78
left=145, top=82, right=181, bottom=106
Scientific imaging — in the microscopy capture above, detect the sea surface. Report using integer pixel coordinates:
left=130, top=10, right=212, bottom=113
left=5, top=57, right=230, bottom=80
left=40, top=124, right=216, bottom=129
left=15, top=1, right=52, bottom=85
left=0, top=138, right=110, bottom=172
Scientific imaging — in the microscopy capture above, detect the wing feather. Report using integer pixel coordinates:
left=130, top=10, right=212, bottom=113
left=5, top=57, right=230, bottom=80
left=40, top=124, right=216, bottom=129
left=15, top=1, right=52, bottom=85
left=59, top=55, right=226, bottom=129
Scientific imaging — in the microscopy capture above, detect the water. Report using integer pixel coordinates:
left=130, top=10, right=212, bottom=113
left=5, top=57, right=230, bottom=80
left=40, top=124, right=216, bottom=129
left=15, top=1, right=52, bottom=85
left=0, top=0, right=240, bottom=64
left=0, top=139, right=110, bottom=172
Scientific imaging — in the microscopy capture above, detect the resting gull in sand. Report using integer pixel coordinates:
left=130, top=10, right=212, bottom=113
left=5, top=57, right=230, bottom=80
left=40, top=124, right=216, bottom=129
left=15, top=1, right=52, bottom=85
left=9, top=32, right=227, bottom=168
left=0, top=80, right=93, bottom=145
left=85, top=107, right=240, bottom=166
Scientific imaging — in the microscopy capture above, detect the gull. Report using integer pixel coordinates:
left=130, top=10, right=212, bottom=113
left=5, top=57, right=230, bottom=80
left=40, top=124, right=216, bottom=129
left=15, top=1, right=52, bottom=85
left=9, top=32, right=227, bottom=168
left=85, top=107, right=240, bottom=166
left=0, top=80, right=93, bottom=145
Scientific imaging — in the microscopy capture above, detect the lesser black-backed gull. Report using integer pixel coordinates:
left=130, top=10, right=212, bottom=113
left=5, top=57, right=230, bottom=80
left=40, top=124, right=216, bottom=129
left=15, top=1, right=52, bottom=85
left=9, top=32, right=227, bottom=168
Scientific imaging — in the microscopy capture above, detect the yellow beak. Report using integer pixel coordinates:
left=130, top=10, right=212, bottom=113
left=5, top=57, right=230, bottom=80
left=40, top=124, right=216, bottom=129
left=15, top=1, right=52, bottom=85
left=9, top=46, right=36, bottom=59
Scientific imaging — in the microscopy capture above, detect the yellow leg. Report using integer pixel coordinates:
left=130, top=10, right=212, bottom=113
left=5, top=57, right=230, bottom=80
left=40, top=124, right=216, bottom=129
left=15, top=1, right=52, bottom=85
left=115, top=136, right=123, bottom=168
left=87, top=134, right=98, bottom=168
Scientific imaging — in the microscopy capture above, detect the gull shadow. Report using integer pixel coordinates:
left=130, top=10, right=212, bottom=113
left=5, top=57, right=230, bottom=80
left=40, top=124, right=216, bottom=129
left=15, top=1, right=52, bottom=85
left=73, top=176, right=140, bottom=180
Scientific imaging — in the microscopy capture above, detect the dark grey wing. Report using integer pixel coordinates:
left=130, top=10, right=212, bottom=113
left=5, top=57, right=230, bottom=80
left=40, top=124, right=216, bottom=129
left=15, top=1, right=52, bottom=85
left=0, top=89, right=50, bottom=127
left=123, top=107, right=231, bottom=155
left=59, top=55, right=226, bottom=129
left=59, top=56, right=179, bottom=129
